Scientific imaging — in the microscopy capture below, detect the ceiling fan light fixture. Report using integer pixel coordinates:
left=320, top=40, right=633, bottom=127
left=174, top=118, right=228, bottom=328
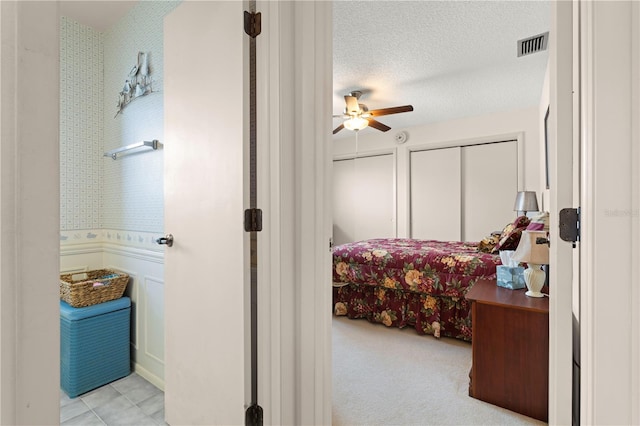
left=344, top=116, right=368, bottom=131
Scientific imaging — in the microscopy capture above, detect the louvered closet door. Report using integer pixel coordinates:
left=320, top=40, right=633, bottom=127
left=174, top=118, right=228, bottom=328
left=333, top=154, right=395, bottom=246
left=462, top=141, right=517, bottom=241
left=410, top=147, right=462, bottom=241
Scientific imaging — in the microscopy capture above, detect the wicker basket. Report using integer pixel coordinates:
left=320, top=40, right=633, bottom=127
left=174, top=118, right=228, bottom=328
left=60, top=269, right=129, bottom=308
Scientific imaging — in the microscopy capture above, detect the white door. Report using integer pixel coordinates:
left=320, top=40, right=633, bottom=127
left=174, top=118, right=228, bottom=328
left=333, top=154, right=395, bottom=245
left=163, top=2, right=246, bottom=425
left=548, top=1, right=574, bottom=423
left=462, top=141, right=518, bottom=241
left=410, top=147, right=461, bottom=241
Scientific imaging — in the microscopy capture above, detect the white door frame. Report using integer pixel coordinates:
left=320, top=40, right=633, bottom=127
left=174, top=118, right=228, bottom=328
left=0, top=2, right=60, bottom=424
left=263, top=0, right=575, bottom=423
left=579, top=1, right=640, bottom=424
left=256, top=1, right=333, bottom=424
left=547, top=1, right=574, bottom=424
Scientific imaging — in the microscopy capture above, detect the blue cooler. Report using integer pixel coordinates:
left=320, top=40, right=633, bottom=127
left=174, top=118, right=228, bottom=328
left=60, top=297, right=131, bottom=397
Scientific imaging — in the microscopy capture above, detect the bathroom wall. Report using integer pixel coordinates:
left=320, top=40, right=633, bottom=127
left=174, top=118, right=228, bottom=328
left=103, top=1, right=179, bottom=234
left=60, top=1, right=180, bottom=389
left=60, top=17, right=104, bottom=233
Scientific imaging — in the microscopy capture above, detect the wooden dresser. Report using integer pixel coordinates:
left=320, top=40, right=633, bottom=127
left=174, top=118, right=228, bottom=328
left=466, top=279, right=549, bottom=422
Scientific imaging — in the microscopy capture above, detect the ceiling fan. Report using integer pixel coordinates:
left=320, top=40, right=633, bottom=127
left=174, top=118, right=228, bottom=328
left=333, top=91, right=414, bottom=134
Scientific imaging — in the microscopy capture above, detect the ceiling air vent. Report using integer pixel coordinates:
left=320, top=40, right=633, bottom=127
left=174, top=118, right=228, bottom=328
left=517, top=32, right=549, bottom=57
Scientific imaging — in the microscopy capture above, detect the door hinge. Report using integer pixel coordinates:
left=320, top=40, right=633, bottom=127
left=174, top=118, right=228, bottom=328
left=244, top=11, right=262, bottom=38
left=559, top=207, right=580, bottom=247
left=329, top=237, right=334, bottom=252
left=244, top=208, right=263, bottom=232
left=245, top=403, right=263, bottom=426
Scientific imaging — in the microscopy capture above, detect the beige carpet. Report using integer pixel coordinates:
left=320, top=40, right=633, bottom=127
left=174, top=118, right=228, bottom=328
left=332, top=316, right=546, bottom=426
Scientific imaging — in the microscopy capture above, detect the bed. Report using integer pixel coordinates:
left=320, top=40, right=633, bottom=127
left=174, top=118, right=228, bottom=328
left=332, top=238, right=501, bottom=341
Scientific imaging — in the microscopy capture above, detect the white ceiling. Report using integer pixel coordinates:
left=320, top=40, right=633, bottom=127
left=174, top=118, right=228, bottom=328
left=333, top=1, right=550, bottom=137
left=59, top=1, right=550, bottom=138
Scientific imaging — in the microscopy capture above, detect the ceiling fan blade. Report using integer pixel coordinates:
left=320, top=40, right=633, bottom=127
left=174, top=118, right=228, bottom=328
left=367, top=118, right=391, bottom=132
left=344, top=95, right=361, bottom=115
left=368, top=105, right=414, bottom=117
left=333, top=123, right=345, bottom=134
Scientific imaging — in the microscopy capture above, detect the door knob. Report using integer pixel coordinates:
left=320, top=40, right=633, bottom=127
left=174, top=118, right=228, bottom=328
left=156, top=234, right=174, bottom=247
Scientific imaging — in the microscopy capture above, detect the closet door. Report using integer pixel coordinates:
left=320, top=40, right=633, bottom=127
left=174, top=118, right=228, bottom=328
left=410, top=147, right=461, bottom=241
left=332, top=154, right=395, bottom=246
left=462, top=141, right=517, bottom=241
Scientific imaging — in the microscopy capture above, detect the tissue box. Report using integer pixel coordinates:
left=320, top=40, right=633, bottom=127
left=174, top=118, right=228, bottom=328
left=496, top=265, right=526, bottom=290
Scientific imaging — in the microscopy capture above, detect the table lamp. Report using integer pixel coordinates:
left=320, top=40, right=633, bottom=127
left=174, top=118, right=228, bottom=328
left=513, top=191, right=539, bottom=216
left=512, top=230, right=549, bottom=297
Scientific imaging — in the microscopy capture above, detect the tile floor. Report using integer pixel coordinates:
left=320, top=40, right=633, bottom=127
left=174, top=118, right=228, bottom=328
left=60, top=373, right=166, bottom=425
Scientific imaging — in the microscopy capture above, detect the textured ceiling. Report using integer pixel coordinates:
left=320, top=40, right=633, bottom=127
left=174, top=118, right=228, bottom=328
left=333, top=1, right=550, bottom=138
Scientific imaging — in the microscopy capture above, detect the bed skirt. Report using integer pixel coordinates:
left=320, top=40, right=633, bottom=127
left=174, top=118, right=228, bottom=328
left=333, top=283, right=472, bottom=341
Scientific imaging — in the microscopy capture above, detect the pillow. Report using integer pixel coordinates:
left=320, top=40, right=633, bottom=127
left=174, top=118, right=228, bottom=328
left=492, top=216, right=531, bottom=253
left=526, top=211, right=549, bottom=231
left=477, top=232, right=502, bottom=253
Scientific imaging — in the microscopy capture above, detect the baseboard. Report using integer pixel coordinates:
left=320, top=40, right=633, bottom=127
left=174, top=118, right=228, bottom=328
left=133, top=363, right=164, bottom=391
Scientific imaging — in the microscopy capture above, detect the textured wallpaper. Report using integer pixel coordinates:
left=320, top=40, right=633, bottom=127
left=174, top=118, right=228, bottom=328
left=103, top=1, right=179, bottom=232
left=102, top=1, right=180, bottom=232
left=60, top=17, right=104, bottom=231
left=60, top=2, right=180, bottom=234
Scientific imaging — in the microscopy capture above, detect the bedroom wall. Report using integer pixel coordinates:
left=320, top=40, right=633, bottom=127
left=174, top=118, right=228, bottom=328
left=333, top=106, right=541, bottom=238
left=59, top=1, right=180, bottom=389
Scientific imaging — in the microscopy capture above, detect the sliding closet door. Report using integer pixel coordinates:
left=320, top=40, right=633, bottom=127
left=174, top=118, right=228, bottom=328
left=462, top=141, right=517, bottom=241
left=332, top=154, right=395, bottom=246
left=410, top=147, right=461, bottom=241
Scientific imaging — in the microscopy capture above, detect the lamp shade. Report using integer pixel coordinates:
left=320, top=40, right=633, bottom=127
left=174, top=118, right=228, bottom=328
left=343, top=116, right=368, bottom=131
left=512, top=230, right=549, bottom=265
left=513, top=191, right=539, bottom=212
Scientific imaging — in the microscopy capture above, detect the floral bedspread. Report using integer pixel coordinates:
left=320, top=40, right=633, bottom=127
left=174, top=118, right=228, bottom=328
left=332, top=238, right=501, bottom=341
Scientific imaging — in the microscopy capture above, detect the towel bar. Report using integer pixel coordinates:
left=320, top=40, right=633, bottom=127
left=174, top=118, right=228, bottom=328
left=103, top=140, right=158, bottom=160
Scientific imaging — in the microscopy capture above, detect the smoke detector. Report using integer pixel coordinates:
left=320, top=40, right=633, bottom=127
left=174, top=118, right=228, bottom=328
left=395, top=131, right=408, bottom=144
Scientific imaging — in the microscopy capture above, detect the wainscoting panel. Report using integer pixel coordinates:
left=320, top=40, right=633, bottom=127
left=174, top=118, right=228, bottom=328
left=60, top=243, right=103, bottom=274
left=104, top=245, right=165, bottom=390
left=144, top=276, right=165, bottom=364
left=111, top=266, right=139, bottom=351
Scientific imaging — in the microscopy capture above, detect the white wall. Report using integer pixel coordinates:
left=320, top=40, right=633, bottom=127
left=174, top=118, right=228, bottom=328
left=0, top=2, right=60, bottom=424
left=579, top=1, right=640, bottom=424
left=60, top=17, right=104, bottom=231
left=102, top=1, right=179, bottom=232
left=334, top=106, right=541, bottom=238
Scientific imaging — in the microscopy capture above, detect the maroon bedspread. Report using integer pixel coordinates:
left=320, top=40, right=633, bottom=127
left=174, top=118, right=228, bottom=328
left=332, top=238, right=501, bottom=341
